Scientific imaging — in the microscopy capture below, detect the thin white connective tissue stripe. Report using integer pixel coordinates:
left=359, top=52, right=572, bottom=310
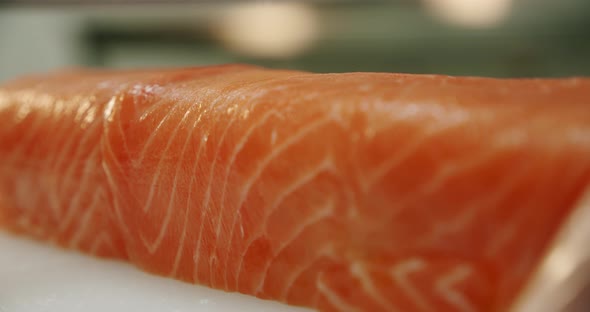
left=228, top=116, right=335, bottom=288
left=134, top=100, right=184, bottom=166
left=59, top=147, right=101, bottom=233
left=205, top=81, right=282, bottom=288
left=169, top=114, right=206, bottom=277
left=316, top=274, right=363, bottom=312
left=418, top=153, right=533, bottom=248
left=253, top=198, right=335, bottom=294
left=237, top=156, right=336, bottom=287
left=217, top=109, right=283, bottom=287
left=140, top=105, right=193, bottom=216
left=435, top=265, right=476, bottom=312
left=140, top=107, right=198, bottom=254
left=193, top=92, right=241, bottom=283
left=391, top=258, right=433, bottom=311
left=279, top=245, right=335, bottom=301
left=362, top=116, right=466, bottom=193
left=68, top=188, right=104, bottom=248
left=350, top=262, right=400, bottom=311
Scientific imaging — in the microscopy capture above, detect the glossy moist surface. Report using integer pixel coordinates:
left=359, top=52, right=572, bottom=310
left=1, top=65, right=590, bottom=312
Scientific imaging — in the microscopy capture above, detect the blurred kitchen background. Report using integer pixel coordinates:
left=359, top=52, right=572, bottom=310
left=1, top=0, right=590, bottom=82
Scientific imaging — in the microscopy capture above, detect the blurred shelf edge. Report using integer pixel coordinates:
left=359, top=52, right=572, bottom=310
left=0, top=1, right=589, bottom=80
left=2, top=0, right=590, bottom=37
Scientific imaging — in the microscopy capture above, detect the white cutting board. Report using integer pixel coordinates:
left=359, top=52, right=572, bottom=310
left=0, top=232, right=310, bottom=312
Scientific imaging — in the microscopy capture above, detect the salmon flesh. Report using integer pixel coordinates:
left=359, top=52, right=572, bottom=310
left=1, top=65, right=589, bottom=312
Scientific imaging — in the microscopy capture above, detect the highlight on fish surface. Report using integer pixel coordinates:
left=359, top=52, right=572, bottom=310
left=0, top=64, right=589, bottom=312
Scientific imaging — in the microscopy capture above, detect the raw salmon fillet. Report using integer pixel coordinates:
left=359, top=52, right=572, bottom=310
left=1, top=64, right=589, bottom=312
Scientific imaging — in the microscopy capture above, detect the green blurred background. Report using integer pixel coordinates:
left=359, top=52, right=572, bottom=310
left=1, top=0, right=590, bottom=82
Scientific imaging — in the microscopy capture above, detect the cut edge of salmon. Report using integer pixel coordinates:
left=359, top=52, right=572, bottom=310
left=509, top=184, right=590, bottom=312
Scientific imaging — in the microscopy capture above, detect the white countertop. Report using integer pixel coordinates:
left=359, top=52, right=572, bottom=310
left=0, top=232, right=310, bottom=312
